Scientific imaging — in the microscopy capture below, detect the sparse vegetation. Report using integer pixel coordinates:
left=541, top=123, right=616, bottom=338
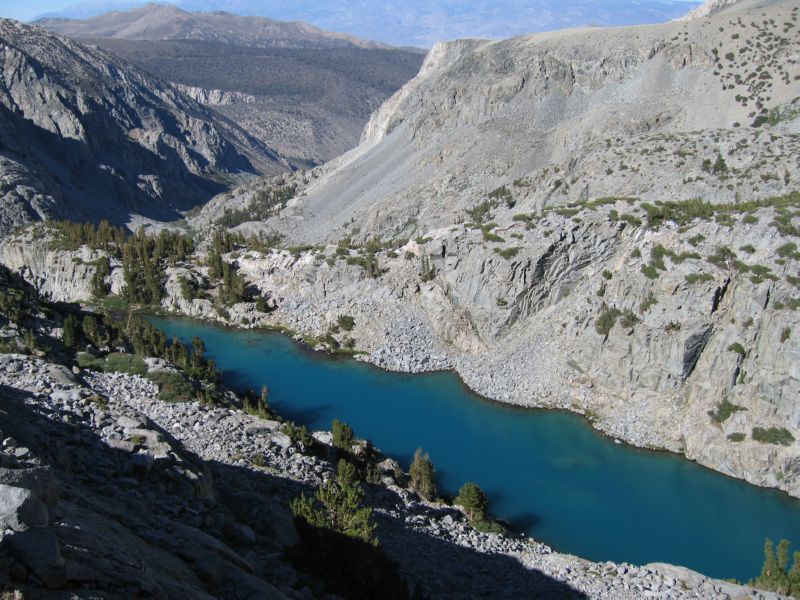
left=752, top=427, right=795, bottom=446
left=596, top=307, right=622, bottom=336
left=708, top=400, right=747, bottom=423
left=639, top=292, right=657, bottom=313
left=727, top=342, right=747, bottom=356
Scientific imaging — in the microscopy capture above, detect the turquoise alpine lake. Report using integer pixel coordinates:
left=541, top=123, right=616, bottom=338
left=151, top=316, right=800, bottom=582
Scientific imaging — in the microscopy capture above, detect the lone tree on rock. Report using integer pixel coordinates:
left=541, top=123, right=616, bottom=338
left=455, top=482, right=489, bottom=522
left=409, top=448, right=437, bottom=501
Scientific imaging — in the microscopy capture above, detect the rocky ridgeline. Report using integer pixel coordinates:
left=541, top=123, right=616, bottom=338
left=0, top=353, right=783, bottom=599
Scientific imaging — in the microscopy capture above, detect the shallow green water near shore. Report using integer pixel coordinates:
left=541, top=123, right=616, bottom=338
left=152, top=316, right=800, bottom=581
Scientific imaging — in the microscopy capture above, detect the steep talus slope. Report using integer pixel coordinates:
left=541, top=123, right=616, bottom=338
left=254, top=0, right=798, bottom=244
left=0, top=19, right=287, bottom=236
left=178, top=0, right=800, bottom=498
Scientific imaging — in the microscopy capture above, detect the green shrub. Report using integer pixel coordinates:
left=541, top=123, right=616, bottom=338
left=739, top=244, right=757, bottom=254
left=409, top=448, right=437, bottom=501
left=688, top=234, right=706, bottom=247
left=282, top=421, right=313, bottom=449
left=455, top=482, right=489, bottom=521
left=641, top=264, right=660, bottom=279
left=707, top=245, right=737, bottom=269
left=781, top=327, right=791, bottom=343
left=482, top=229, right=505, bottom=243
left=639, top=292, right=658, bottom=313
left=752, top=427, right=795, bottom=446
left=708, top=400, right=747, bottom=423
left=497, top=247, right=521, bottom=260
left=104, top=352, right=149, bottom=375
left=419, top=255, right=437, bottom=282
left=243, top=385, right=271, bottom=418
left=466, top=201, right=495, bottom=224
left=291, top=459, right=377, bottom=545
left=750, top=539, right=800, bottom=596
left=337, top=315, right=356, bottom=331
left=76, top=352, right=106, bottom=370
left=620, top=213, right=643, bottom=227
left=596, top=307, right=622, bottom=336
left=602, top=270, right=613, bottom=280
left=472, top=519, right=506, bottom=534
left=63, top=314, right=80, bottom=348
left=332, top=419, right=355, bottom=452
left=777, top=242, right=800, bottom=259
left=727, top=342, right=746, bottom=356
left=685, top=273, right=715, bottom=284
left=147, top=371, right=195, bottom=403
left=620, top=309, right=640, bottom=329
left=727, top=432, right=746, bottom=442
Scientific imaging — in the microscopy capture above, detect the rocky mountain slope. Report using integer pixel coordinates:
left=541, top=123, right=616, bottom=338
left=239, top=0, right=799, bottom=245
left=172, top=0, right=800, bottom=498
left=0, top=18, right=287, bottom=237
left=82, top=37, right=424, bottom=165
left=34, top=4, right=425, bottom=165
left=36, top=3, right=391, bottom=49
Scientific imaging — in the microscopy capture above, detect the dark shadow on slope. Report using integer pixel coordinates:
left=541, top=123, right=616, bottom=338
left=0, top=101, right=239, bottom=227
left=0, top=383, right=589, bottom=599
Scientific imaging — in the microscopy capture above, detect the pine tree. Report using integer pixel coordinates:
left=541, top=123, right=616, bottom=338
left=290, top=458, right=377, bottom=545
left=82, top=315, right=101, bottom=346
left=63, top=314, right=80, bottom=348
left=455, top=482, right=489, bottom=521
left=409, top=448, right=437, bottom=501
left=332, top=419, right=355, bottom=452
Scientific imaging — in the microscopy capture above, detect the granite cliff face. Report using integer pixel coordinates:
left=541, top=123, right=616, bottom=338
left=0, top=19, right=287, bottom=236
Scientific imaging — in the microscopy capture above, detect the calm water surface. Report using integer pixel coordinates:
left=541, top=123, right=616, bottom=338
left=152, top=316, right=800, bottom=581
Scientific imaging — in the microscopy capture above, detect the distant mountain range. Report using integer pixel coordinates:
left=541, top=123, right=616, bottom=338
left=35, top=2, right=391, bottom=49
left=35, top=0, right=701, bottom=47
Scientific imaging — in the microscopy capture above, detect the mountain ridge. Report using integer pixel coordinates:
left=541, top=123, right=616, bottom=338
left=35, top=2, right=394, bottom=49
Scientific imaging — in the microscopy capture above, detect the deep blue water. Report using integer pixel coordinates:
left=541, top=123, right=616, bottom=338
left=152, top=316, right=800, bottom=582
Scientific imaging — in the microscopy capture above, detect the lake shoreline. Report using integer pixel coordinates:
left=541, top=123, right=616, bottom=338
left=152, top=315, right=800, bottom=583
